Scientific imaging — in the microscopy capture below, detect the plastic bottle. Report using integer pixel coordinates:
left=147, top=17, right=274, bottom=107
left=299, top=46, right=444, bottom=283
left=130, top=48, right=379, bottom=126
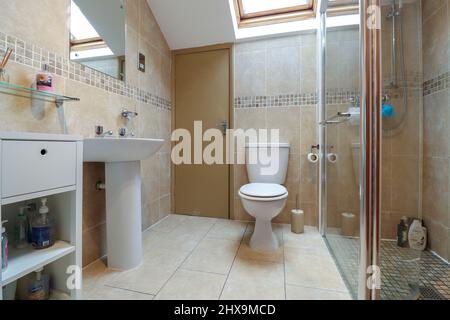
left=31, top=198, right=54, bottom=250
left=1, top=220, right=9, bottom=270
left=15, top=207, right=29, bottom=249
left=408, top=219, right=427, bottom=251
left=397, top=216, right=409, bottom=248
left=36, top=63, right=54, bottom=92
left=27, top=268, right=49, bottom=300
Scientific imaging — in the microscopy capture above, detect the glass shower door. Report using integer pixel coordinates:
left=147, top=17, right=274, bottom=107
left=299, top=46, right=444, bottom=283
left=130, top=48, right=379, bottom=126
left=319, top=0, right=423, bottom=300
left=322, top=23, right=361, bottom=299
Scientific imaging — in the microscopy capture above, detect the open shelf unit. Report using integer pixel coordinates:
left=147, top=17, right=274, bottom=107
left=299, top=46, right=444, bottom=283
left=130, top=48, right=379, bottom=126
left=0, top=132, right=83, bottom=300
left=2, top=241, right=75, bottom=286
left=0, top=81, right=80, bottom=107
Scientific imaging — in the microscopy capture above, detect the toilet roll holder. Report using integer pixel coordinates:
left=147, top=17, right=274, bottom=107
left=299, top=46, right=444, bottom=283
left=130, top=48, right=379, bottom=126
left=307, top=145, right=320, bottom=163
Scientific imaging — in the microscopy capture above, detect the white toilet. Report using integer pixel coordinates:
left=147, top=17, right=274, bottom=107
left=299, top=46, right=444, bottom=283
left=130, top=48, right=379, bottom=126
left=239, top=143, right=290, bottom=250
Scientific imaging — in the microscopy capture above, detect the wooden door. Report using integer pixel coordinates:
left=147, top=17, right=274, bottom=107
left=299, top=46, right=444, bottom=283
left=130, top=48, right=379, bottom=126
left=174, top=48, right=231, bottom=219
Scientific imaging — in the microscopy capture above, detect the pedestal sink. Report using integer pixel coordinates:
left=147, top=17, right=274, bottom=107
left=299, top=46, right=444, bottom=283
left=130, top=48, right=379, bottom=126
left=84, top=138, right=164, bottom=270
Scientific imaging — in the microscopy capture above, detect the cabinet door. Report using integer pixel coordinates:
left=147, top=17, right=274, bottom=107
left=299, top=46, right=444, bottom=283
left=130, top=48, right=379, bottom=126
left=1, top=140, right=77, bottom=198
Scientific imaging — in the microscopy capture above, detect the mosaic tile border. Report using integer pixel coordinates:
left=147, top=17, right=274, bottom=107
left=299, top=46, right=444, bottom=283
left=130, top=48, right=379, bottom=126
left=423, top=71, right=450, bottom=97
left=234, top=90, right=359, bottom=109
left=0, top=32, right=171, bottom=111
left=383, top=71, right=424, bottom=89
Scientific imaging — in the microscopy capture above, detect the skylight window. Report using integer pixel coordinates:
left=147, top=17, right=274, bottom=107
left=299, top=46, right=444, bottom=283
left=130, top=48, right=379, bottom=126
left=70, top=1, right=100, bottom=41
left=234, top=0, right=316, bottom=28
left=240, top=0, right=313, bottom=18
left=70, top=0, right=114, bottom=60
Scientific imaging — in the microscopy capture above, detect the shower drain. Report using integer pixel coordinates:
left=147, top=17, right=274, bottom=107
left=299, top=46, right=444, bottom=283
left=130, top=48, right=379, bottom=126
left=418, top=286, right=446, bottom=300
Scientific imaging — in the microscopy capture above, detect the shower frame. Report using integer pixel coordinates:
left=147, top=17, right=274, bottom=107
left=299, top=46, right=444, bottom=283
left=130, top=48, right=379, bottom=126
left=317, top=0, right=382, bottom=300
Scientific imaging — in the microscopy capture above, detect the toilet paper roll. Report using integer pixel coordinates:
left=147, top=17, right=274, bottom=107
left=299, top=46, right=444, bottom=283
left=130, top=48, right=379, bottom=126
left=307, top=153, right=319, bottom=164
left=327, top=153, right=339, bottom=164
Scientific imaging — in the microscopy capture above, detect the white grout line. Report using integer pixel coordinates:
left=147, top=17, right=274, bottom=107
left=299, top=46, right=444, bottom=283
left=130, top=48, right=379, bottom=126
left=286, top=283, right=351, bottom=295
left=152, top=218, right=220, bottom=299
left=218, top=224, right=248, bottom=300
left=179, top=267, right=230, bottom=277
left=102, top=285, right=156, bottom=298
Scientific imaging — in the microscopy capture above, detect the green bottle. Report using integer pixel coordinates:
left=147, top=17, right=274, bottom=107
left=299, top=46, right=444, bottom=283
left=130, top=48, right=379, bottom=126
left=15, top=207, right=29, bottom=249
left=397, top=216, right=408, bottom=247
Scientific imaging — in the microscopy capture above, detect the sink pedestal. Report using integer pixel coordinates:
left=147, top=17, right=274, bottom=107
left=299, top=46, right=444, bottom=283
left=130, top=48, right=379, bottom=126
left=83, top=138, right=164, bottom=271
left=105, top=161, right=143, bottom=270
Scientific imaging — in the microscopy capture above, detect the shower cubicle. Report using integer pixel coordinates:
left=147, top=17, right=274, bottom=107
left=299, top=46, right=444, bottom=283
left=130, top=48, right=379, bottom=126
left=317, top=0, right=438, bottom=300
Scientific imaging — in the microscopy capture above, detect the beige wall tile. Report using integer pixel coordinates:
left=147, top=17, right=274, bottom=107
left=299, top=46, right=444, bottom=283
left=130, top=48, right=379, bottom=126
left=424, top=91, right=450, bottom=157
left=423, top=218, right=449, bottom=261
left=82, top=223, right=107, bottom=267
left=82, top=163, right=106, bottom=230
left=267, top=45, right=301, bottom=95
left=422, top=157, right=449, bottom=227
left=125, top=26, right=140, bottom=88
left=1, top=0, right=70, bottom=57
left=422, top=6, right=449, bottom=80
left=125, top=0, right=139, bottom=32
left=391, top=156, right=420, bottom=214
left=267, top=107, right=301, bottom=154
left=234, top=50, right=266, bottom=97
left=422, top=0, right=446, bottom=21
left=300, top=44, right=317, bottom=93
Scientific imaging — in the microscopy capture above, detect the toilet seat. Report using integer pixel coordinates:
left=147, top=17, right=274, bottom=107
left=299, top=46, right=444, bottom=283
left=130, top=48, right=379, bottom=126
left=240, top=183, right=288, bottom=200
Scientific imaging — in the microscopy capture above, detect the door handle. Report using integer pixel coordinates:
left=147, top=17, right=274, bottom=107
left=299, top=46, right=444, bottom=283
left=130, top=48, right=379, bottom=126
left=218, top=120, right=228, bottom=136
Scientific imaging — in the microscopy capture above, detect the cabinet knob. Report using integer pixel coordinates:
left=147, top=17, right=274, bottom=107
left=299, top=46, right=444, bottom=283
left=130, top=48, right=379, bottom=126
left=40, top=149, right=48, bottom=156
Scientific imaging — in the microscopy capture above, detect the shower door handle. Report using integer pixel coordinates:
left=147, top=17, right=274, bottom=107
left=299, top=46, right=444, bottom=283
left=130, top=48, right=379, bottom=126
left=319, top=112, right=352, bottom=125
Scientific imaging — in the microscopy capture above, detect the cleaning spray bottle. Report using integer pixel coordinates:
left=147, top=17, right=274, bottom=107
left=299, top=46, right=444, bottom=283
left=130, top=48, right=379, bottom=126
left=408, top=219, right=427, bottom=251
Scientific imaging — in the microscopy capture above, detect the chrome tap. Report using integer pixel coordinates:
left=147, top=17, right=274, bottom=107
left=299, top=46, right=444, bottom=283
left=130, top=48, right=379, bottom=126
left=121, top=109, right=138, bottom=120
left=118, top=127, right=136, bottom=138
left=95, top=125, right=114, bottom=137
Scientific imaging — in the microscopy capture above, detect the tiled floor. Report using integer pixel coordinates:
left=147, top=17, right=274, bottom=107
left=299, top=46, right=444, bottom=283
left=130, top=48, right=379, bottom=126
left=82, top=214, right=351, bottom=300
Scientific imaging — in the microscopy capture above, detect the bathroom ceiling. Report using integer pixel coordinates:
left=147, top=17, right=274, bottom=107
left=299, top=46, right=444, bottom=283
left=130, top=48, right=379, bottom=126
left=146, top=0, right=236, bottom=50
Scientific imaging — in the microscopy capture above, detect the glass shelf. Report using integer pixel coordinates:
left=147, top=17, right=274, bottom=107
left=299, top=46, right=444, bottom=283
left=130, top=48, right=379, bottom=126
left=0, top=81, right=80, bottom=104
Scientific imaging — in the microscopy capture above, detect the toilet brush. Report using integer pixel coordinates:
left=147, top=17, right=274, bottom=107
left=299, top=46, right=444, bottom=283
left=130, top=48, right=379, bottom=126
left=291, top=195, right=304, bottom=234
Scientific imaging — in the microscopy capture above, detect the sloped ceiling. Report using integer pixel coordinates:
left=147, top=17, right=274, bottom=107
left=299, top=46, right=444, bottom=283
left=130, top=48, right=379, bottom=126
left=74, top=0, right=126, bottom=56
left=146, top=0, right=236, bottom=50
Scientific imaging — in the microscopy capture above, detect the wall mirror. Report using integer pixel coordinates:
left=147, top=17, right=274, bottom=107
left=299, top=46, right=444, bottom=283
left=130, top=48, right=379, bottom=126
left=70, top=0, right=126, bottom=80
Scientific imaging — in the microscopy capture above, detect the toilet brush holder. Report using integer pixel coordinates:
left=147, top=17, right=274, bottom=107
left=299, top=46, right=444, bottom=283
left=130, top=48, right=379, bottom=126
left=291, top=209, right=304, bottom=234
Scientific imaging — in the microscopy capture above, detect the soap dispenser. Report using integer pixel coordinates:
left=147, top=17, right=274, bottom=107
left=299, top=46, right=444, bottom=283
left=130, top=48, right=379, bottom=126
left=1, top=220, right=9, bottom=270
left=31, top=198, right=54, bottom=250
left=15, top=207, right=29, bottom=249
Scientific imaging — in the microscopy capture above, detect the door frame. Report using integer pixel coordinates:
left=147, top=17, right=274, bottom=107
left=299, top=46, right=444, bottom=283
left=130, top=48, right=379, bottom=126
left=171, top=43, right=235, bottom=219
